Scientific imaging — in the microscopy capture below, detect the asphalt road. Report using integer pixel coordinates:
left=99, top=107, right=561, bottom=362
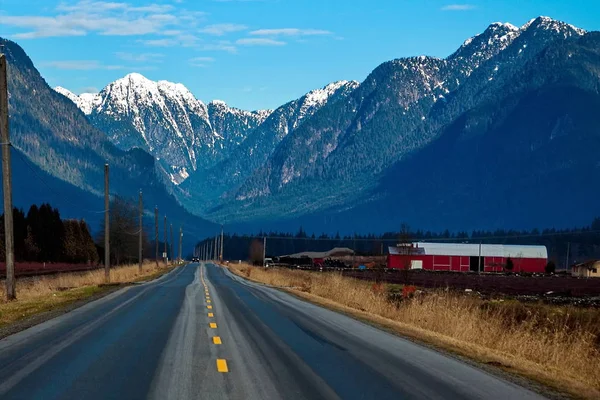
left=0, top=263, right=546, bottom=400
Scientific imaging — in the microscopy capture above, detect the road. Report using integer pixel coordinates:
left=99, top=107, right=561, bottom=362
left=0, top=263, right=546, bottom=400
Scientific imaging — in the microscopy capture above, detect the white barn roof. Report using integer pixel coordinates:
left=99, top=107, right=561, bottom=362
left=389, top=243, right=547, bottom=259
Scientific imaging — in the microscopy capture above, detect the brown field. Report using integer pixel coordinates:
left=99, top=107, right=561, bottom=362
left=227, top=263, right=600, bottom=399
left=0, top=261, right=174, bottom=328
left=343, top=269, right=600, bottom=297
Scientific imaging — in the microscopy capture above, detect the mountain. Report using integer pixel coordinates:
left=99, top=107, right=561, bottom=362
left=208, top=17, right=599, bottom=231
left=56, top=75, right=271, bottom=185
left=176, top=80, right=359, bottom=213
left=1, top=37, right=217, bottom=245
left=32, top=16, right=600, bottom=233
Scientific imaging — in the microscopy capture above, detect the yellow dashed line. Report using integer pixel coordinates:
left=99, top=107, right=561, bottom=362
left=216, top=359, right=228, bottom=372
left=208, top=312, right=214, bottom=317
left=207, top=300, right=211, bottom=303
left=213, top=336, right=222, bottom=345
left=210, top=323, right=217, bottom=329
left=207, top=305, right=213, bottom=309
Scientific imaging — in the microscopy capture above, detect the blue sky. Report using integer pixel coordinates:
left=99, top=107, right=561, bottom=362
left=1, top=0, right=599, bottom=110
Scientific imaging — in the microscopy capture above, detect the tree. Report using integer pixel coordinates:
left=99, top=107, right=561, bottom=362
left=79, top=220, right=99, bottom=264
left=23, top=225, right=40, bottom=261
left=97, top=196, right=141, bottom=266
left=505, top=257, right=514, bottom=272
left=545, top=260, right=556, bottom=274
left=249, top=239, right=264, bottom=266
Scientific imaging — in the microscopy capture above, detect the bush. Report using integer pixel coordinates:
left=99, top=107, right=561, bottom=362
left=545, top=260, right=557, bottom=274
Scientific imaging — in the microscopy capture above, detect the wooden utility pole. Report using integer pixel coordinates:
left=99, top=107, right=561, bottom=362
left=179, top=226, right=183, bottom=262
left=262, top=237, right=266, bottom=267
left=154, top=207, right=158, bottom=268
left=170, top=224, right=173, bottom=265
left=104, top=164, right=110, bottom=283
left=214, top=235, right=218, bottom=261
left=138, top=190, right=143, bottom=273
left=565, top=242, right=571, bottom=271
left=220, top=226, right=224, bottom=262
left=164, top=215, right=167, bottom=266
left=1, top=54, right=15, bottom=300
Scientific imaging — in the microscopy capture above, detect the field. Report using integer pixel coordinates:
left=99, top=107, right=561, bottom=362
left=343, top=269, right=600, bottom=297
left=0, top=262, right=101, bottom=278
left=227, top=263, right=600, bottom=399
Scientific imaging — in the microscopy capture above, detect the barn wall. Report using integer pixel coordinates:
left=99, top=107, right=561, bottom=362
left=387, top=254, right=547, bottom=273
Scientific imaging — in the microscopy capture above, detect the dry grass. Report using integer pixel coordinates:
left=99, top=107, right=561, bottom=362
left=229, top=263, right=600, bottom=399
left=0, top=262, right=174, bottom=328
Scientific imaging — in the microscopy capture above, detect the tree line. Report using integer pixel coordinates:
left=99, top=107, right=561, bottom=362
left=0, top=203, right=98, bottom=264
left=197, top=217, right=600, bottom=267
left=0, top=197, right=176, bottom=266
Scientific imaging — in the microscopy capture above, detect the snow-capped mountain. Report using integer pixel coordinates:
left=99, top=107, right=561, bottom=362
left=50, top=16, right=600, bottom=233
left=55, top=74, right=271, bottom=185
left=207, top=100, right=272, bottom=155
left=212, top=16, right=594, bottom=226
left=177, top=79, right=360, bottom=212
left=53, top=86, right=98, bottom=115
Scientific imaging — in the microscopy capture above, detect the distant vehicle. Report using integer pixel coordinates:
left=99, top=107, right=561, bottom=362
left=192, top=257, right=200, bottom=262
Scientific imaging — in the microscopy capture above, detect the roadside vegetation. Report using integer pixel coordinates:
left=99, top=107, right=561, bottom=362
left=0, top=261, right=174, bottom=329
left=228, top=262, right=600, bottom=399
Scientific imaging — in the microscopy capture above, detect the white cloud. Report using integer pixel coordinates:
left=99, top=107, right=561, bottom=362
left=236, top=38, right=285, bottom=46
left=249, top=28, right=331, bottom=36
left=199, top=41, right=238, bottom=53
left=189, top=56, right=215, bottom=67
left=200, top=23, right=247, bottom=36
left=41, top=60, right=124, bottom=70
left=441, top=4, right=476, bottom=11
left=1, top=1, right=200, bottom=39
left=115, top=52, right=164, bottom=62
left=139, top=33, right=198, bottom=47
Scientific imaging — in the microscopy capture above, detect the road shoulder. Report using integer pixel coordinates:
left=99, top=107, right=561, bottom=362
left=222, top=264, right=585, bottom=400
left=0, top=265, right=180, bottom=340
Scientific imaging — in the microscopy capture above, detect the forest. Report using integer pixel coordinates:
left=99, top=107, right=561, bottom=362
left=0, top=203, right=98, bottom=264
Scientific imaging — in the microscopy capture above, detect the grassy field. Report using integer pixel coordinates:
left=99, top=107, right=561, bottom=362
left=227, top=263, right=600, bottom=399
left=0, top=261, right=175, bottom=329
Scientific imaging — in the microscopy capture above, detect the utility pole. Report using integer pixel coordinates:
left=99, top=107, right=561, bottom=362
left=154, top=207, right=158, bottom=268
left=214, top=235, right=218, bottom=262
left=138, top=190, right=143, bottom=273
left=220, top=225, right=224, bottom=262
left=1, top=54, right=15, bottom=300
left=179, top=226, right=183, bottom=262
left=170, top=224, right=173, bottom=265
left=104, top=164, right=110, bottom=283
left=164, top=215, right=168, bottom=266
left=262, top=236, right=266, bottom=268
left=478, top=241, right=482, bottom=274
left=565, top=242, right=571, bottom=272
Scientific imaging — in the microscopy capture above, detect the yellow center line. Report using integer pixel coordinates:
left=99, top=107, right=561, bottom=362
left=216, top=359, right=228, bottom=372
left=210, top=322, right=217, bottom=329
left=208, top=312, right=214, bottom=317
left=207, top=305, right=212, bottom=309
left=207, top=300, right=211, bottom=303
left=213, top=336, right=222, bottom=345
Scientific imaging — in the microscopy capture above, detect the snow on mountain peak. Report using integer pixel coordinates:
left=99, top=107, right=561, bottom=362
left=209, top=99, right=227, bottom=106
left=304, top=80, right=359, bottom=108
left=521, top=16, right=586, bottom=36
left=54, top=86, right=98, bottom=115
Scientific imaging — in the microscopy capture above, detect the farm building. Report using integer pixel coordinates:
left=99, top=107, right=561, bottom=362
left=571, top=260, right=600, bottom=278
left=387, top=242, right=548, bottom=273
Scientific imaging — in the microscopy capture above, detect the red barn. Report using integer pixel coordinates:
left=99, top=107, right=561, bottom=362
left=387, top=243, right=547, bottom=273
